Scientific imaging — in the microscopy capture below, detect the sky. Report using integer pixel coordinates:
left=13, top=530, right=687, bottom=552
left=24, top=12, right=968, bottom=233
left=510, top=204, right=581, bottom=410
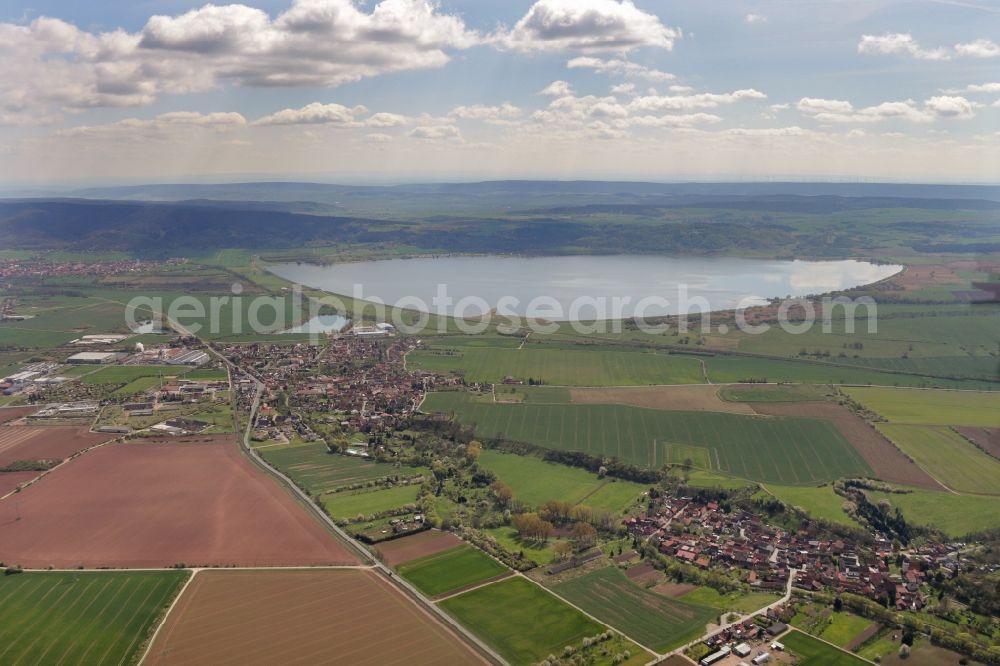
left=0, top=0, right=998, bottom=185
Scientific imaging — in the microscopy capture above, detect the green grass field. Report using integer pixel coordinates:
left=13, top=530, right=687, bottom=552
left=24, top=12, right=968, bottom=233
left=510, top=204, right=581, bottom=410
left=703, top=356, right=997, bottom=390
left=552, top=567, right=718, bottom=652
left=410, top=346, right=705, bottom=386
left=864, top=488, right=1000, bottom=537
left=261, top=443, right=427, bottom=495
left=845, top=387, right=1000, bottom=427
left=482, top=526, right=561, bottom=565
left=762, top=484, right=858, bottom=528
left=396, top=545, right=508, bottom=597
left=82, top=365, right=185, bottom=385
left=478, top=450, right=645, bottom=511
left=0, top=570, right=187, bottom=666
left=818, top=612, right=875, bottom=648
left=111, top=376, right=164, bottom=397
left=677, top=587, right=779, bottom=614
left=781, top=630, right=868, bottom=665
left=321, top=484, right=420, bottom=518
left=719, top=384, right=831, bottom=403
left=425, top=392, right=871, bottom=485
left=877, top=424, right=1000, bottom=495
left=182, top=368, right=229, bottom=381
left=440, top=577, right=605, bottom=665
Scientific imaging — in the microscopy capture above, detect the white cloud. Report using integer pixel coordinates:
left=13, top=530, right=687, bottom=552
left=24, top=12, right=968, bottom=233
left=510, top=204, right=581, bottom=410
left=540, top=80, right=574, bottom=96
left=449, top=104, right=522, bottom=121
left=254, top=102, right=368, bottom=126
left=955, top=39, right=1000, bottom=58
left=366, top=133, right=393, bottom=143
left=963, top=82, right=1000, bottom=93
left=567, top=56, right=674, bottom=81
left=857, top=33, right=949, bottom=61
left=408, top=124, right=461, bottom=140
left=796, top=95, right=978, bottom=123
left=500, top=0, right=680, bottom=53
left=56, top=111, right=247, bottom=138
left=611, top=82, right=636, bottom=96
left=0, top=1, right=481, bottom=124
left=745, top=13, right=767, bottom=24
left=628, top=89, right=766, bottom=113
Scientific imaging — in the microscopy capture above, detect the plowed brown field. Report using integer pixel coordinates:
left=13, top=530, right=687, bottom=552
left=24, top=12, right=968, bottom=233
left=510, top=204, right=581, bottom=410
left=145, top=569, right=486, bottom=666
left=750, top=401, right=942, bottom=490
left=0, top=439, right=358, bottom=568
left=953, top=426, right=1000, bottom=459
left=0, top=406, right=37, bottom=424
left=0, top=470, right=37, bottom=497
left=375, top=529, right=463, bottom=566
left=569, top=385, right=754, bottom=413
left=0, top=426, right=115, bottom=467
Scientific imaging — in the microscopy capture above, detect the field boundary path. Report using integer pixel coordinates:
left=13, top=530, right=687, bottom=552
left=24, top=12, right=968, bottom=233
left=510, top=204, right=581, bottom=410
left=168, top=315, right=507, bottom=666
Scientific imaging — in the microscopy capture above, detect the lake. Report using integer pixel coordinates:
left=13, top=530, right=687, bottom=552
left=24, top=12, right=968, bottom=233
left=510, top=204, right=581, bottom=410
left=269, top=255, right=901, bottom=320
left=280, top=313, right=350, bottom=334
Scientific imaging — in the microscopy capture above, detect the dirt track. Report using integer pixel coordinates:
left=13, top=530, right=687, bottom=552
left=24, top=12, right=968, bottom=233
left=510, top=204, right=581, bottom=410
left=749, top=402, right=943, bottom=490
left=375, top=529, right=463, bottom=566
left=0, top=439, right=358, bottom=568
left=570, top=385, right=755, bottom=414
left=145, top=569, right=486, bottom=666
left=0, top=426, right=115, bottom=467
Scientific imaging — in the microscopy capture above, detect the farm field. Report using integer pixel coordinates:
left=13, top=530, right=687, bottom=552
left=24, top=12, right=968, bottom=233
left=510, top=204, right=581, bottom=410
left=749, top=401, right=940, bottom=489
left=0, top=570, right=187, bottom=666
left=818, top=612, right=876, bottom=648
left=676, top=586, right=780, bottom=614
left=762, top=484, right=858, bottom=528
left=0, top=470, right=38, bottom=496
left=569, top=385, right=755, bottom=413
left=477, top=449, right=645, bottom=511
left=424, top=392, right=871, bottom=485
left=0, top=297, right=133, bottom=349
left=844, top=387, right=1000, bottom=427
left=0, top=440, right=357, bottom=568
left=410, top=346, right=705, bottom=386
left=0, top=426, right=115, bottom=467
left=781, top=630, right=868, bottom=665
left=551, top=566, right=719, bottom=652
left=111, top=376, right=164, bottom=396
left=864, top=488, right=1000, bottom=537
left=703, top=355, right=996, bottom=390
left=953, top=426, right=1000, bottom=458
left=260, top=442, right=426, bottom=495
left=322, top=484, right=420, bottom=518
left=0, top=406, right=37, bottom=424
left=877, top=424, right=1000, bottom=495
left=145, top=569, right=485, bottom=666
left=720, top=384, right=833, bottom=403
left=375, top=529, right=463, bottom=566
left=397, top=545, right=508, bottom=597
left=82, top=365, right=187, bottom=385
left=440, top=576, right=605, bottom=665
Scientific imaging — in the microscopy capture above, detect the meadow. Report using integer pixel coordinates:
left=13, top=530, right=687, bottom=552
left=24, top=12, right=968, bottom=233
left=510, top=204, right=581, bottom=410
left=761, top=484, right=858, bottom=529
left=440, top=577, right=605, bottom=664
left=780, top=630, right=868, bottom=665
left=425, top=392, right=871, bottom=485
left=864, top=488, right=1000, bottom=538
left=82, top=365, right=186, bottom=385
left=703, top=356, right=996, bottom=390
left=845, top=387, right=1000, bottom=427
left=677, top=587, right=779, bottom=614
left=260, top=442, right=426, bottom=495
left=410, top=346, right=705, bottom=386
left=477, top=450, right=645, bottom=512
left=321, top=484, right=420, bottom=518
left=0, top=570, right=187, bottom=666
left=111, top=376, right=165, bottom=397
left=552, top=567, right=718, bottom=652
left=719, top=384, right=831, bottom=403
left=396, top=544, right=508, bottom=597
left=877, top=424, right=1000, bottom=495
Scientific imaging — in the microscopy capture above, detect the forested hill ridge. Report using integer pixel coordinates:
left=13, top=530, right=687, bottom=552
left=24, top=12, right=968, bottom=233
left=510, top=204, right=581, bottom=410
left=1, top=191, right=998, bottom=258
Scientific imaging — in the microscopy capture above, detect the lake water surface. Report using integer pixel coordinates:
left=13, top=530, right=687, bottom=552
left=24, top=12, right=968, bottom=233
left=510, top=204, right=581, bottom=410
left=270, top=255, right=900, bottom=320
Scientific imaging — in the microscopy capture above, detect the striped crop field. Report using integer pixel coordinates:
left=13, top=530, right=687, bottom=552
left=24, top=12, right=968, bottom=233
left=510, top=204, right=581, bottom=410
left=424, top=392, right=871, bottom=485
left=0, top=570, right=187, bottom=666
